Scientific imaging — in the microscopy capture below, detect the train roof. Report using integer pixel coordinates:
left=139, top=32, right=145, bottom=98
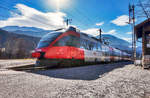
left=66, top=26, right=100, bottom=41
left=67, top=27, right=114, bottom=45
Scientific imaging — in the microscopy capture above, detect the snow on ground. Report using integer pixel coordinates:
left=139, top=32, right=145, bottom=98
left=0, top=59, right=35, bottom=69
left=0, top=62, right=150, bottom=98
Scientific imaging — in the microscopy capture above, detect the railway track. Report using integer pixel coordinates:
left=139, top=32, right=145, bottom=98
left=7, top=61, right=134, bottom=71
left=7, top=64, right=75, bottom=71
left=7, top=64, right=47, bottom=71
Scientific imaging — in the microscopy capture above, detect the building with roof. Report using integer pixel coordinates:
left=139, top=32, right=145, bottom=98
left=135, top=19, right=150, bottom=68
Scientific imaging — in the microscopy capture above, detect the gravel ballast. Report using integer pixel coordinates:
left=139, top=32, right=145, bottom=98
left=0, top=59, right=35, bottom=69
left=0, top=62, right=150, bottom=98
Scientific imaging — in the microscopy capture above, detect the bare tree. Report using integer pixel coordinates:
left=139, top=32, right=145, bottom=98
left=5, top=38, right=15, bottom=58
left=5, top=38, right=26, bottom=59
left=15, top=38, right=26, bottom=58
left=136, top=0, right=150, bottom=20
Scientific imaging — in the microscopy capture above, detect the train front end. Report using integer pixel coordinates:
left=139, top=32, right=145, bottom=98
left=31, top=32, right=63, bottom=67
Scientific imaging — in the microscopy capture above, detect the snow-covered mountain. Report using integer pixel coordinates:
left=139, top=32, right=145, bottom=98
left=97, top=34, right=132, bottom=53
left=97, top=34, right=142, bottom=54
left=1, top=26, right=52, bottom=37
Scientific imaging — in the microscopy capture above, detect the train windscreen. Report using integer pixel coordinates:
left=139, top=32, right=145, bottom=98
left=37, top=32, right=62, bottom=48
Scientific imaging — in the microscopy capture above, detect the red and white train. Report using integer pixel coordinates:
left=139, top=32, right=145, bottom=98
left=32, top=27, right=131, bottom=67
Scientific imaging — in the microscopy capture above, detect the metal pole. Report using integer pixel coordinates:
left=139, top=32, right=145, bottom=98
left=129, top=3, right=134, bottom=61
left=65, top=19, right=72, bottom=27
left=99, top=29, right=102, bottom=42
left=132, top=5, right=136, bottom=62
left=132, top=23, right=134, bottom=60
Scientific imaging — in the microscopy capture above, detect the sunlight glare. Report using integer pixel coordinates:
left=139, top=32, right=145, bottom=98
left=46, top=0, right=70, bottom=11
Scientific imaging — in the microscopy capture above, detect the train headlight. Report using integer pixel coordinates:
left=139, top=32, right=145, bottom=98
left=31, top=52, right=41, bottom=58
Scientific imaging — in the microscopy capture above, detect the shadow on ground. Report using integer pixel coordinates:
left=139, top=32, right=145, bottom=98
left=31, top=62, right=132, bottom=80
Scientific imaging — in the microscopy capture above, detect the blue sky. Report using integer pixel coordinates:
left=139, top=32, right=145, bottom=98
left=0, top=0, right=144, bottom=44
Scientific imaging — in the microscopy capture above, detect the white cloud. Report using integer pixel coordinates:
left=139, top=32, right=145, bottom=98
left=82, top=28, right=117, bottom=36
left=82, top=28, right=99, bottom=36
left=96, top=22, right=104, bottom=26
left=126, top=32, right=132, bottom=34
left=0, top=4, right=67, bottom=30
left=111, top=15, right=129, bottom=26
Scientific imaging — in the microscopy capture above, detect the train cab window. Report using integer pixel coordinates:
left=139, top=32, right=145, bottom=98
left=54, top=35, right=80, bottom=47
left=68, top=35, right=80, bottom=47
left=54, top=36, right=70, bottom=46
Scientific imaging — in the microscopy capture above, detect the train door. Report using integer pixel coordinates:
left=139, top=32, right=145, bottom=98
left=80, top=38, right=94, bottom=62
left=95, top=42, right=102, bottom=62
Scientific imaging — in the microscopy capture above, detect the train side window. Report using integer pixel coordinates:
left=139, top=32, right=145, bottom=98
left=89, top=41, right=94, bottom=50
left=93, top=43, right=97, bottom=51
left=106, top=48, right=109, bottom=56
left=80, top=39, right=90, bottom=50
left=80, top=39, right=84, bottom=49
left=102, top=45, right=107, bottom=56
left=96, top=43, right=98, bottom=50
left=111, top=50, right=114, bottom=56
left=101, top=45, right=106, bottom=52
left=97, top=43, right=101, bottom=51
left=85, top=40, right=90, bottom=50
left=80, top=39, right=86, bottom=49
left=80, top=39, right=100, bottom=51
left=96, top=44, right=98, bottom=50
